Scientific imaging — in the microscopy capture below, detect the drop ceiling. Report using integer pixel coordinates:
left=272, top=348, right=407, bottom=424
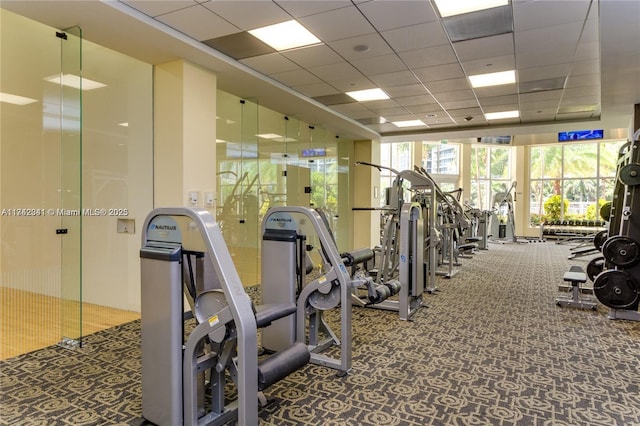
left=3, top=0, right=640, bottom=141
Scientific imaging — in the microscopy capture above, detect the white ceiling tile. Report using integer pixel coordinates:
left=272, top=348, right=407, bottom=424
left=307, top=62, right=363, bottom=82
left=559, top=95, right=601, bottom=106
left=381, top=21, right=449, bottom=53
left=375, top=106, right=412, bottom=117
left=519, top=100, right=561, bottom=112
left=477, top=95, right=518, bottom=107
left=515, top=23, right=582, bottom=56
left=328, top=76, right=374, bottom=92
left=122, top=0, right=197, bottom=17
left=516, top=51, right=571, bottom=69
left=350, top=53, right=407, bottom=75
left=519, top=90, right=563, bottom=103
left=202, top=1, right=290, bottom=30
left=406, top=103, right=447, bottom=115
left=397, top=44, right=458, bottom=69
left=270, top=69, right=324, bottom=86
left=453, top=33, right=514, bottom=62
left=383, top=83, right=429, bottom=98
left=481, top=103, right=519, bottom=113
left=274, top=1, right=352, bottom=18
left=370, top=71, right=419, bottom=88
left=240, top=53, right=300, bottom=75
left=574, top=40, right=599, bottom=61
left=461, top=55, right=515, bottom=75
left=520, top=110, right=556, bottom=121
left=518, top=63, right=572, bottom=82
left=433, top=89, right=475, bottom=102
left=327, top=33, right=394, bottom=60
left=439, top=99, right=480, bottom=110
left=565, top=73, right=599, bottom=89
left=156, top=4, right=239, bottom=41
left=472, top=85, right=518, bottom=98
left=426, top=77, right=471, bottom=93
left=513, top=0, right=591, bottom=32
left=414, top=64, right=465, bottom=83
left=570, top=59, right=600, bottom=76
left=293, top=82, right=341, bottom=97
left=563, top=86, right=600, bottom=99
left=357, top=0, right=437, bottom=31
left=556, top=111, right=597, bottom=120
left=282, top=45, right=344, bottom=68
left=298, top=5, right=375, bottom=42
left=330, top=102, right=376, bottom=119
left=447, top=107, right=483, bottom=118
left=396, top=94, right=437, bottom=107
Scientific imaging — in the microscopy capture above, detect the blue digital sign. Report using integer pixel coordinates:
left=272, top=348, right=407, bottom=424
left=558, top=129, right=603, bottom=141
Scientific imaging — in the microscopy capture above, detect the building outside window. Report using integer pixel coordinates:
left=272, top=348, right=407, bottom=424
left=470, top=145, right=512, bottom=211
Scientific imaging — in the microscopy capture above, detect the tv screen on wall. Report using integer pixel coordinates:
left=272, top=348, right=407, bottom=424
left=558, top=129, right=603, bottom=141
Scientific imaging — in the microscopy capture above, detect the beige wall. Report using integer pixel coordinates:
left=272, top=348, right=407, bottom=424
left=352, top=139, right=380, bottom=249
left=155, top=60, right=217, bottom=211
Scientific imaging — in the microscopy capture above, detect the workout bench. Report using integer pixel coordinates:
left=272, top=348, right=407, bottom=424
left=555, top=265, right=597, bottom=310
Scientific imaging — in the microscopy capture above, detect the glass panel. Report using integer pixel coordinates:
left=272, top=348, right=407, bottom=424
left=563, top=143, right=597, bottom=178
left=490, top=147, right=510, bottom=179
left=563, top=178, right=597, bottom=220
left=600, top=140, right=626, bottom=177
left=391, top=142, right=411, bottom=171
left=540, top=145, right=563, bottom=179
left=1, top=10, right=63, bottom=358
left=471, top=146, right=488, bottom=179
left=59, top=26, right=83, bottom=347
left=423, top=142, right=459, bottom=174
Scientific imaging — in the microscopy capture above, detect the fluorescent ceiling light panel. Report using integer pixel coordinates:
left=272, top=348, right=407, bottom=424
left=434, top=0, right=508, bottom=17
left=45, top=74, right=107, bottom=90
left=393, top=119, right=426, bottom=128
left=0, top=92, right=38, bottom=105
left=485, top=110, right=519, bottom=120
left=248, top=20, right=321, bottom=51
left=469, top=70, right=515, bottom=88
left=346, top=88, right=389, bottom=102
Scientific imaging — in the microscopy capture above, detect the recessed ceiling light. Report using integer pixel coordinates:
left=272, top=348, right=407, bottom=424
left=469, top=70, right=516, bottom=88
left=45, top=74, right=107, bottom=91
left=0, top=92, right=38, bottom=105
left=434, top=0, right=508, bottom=17
left=346, top=88, right=389, bottom=102
left=485, top=110, right=519, bottom=120
left=393, top=119, right=426, bottom=128
left=249, top=20, right=321, bottom=51
left=118, top=122, right=129, bottom=127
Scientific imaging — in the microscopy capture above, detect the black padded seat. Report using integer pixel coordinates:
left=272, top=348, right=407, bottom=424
left=255, top=303, right=296, bottom=328
left=258, top=342, right=310, bottom=391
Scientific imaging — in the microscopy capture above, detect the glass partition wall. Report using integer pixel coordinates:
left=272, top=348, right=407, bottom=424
left=216, top=91, right=352, bottom=285
left=1, top=10, right=152, bottom=359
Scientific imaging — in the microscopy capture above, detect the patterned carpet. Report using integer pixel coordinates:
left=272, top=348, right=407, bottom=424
left=2, top=241, right=640, bottom=425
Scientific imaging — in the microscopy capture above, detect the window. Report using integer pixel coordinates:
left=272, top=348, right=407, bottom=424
left=379, top=142, right=412, bottom=206
left=470, top=146, right=512, bottom=210
left=529, top=140, right=625, bottom=226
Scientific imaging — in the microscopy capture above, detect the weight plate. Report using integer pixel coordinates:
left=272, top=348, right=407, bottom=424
left=586, top=256, right=605, bottom=282
left=602, top=235, right=640, bottom=267
left=593, top=230, right=608, bottom=251
left=593, top=269, right=640, bottom=309
left=619, top=163, right=640, bottom=186
left=600, top=202, right=612, bottom=222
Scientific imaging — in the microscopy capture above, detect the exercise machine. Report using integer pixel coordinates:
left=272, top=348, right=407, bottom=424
left=261, top=206, right=352, bottom=375
left=489, top=181, right=518, bottom=243
left=593, top=131, right=640, bottom=320
left=140, top=207, right=309, bottom=425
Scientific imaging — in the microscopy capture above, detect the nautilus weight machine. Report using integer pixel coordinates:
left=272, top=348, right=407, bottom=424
left=140, top=208, right=309, bottom=426
left=261, top=206, right=352, bottom=375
